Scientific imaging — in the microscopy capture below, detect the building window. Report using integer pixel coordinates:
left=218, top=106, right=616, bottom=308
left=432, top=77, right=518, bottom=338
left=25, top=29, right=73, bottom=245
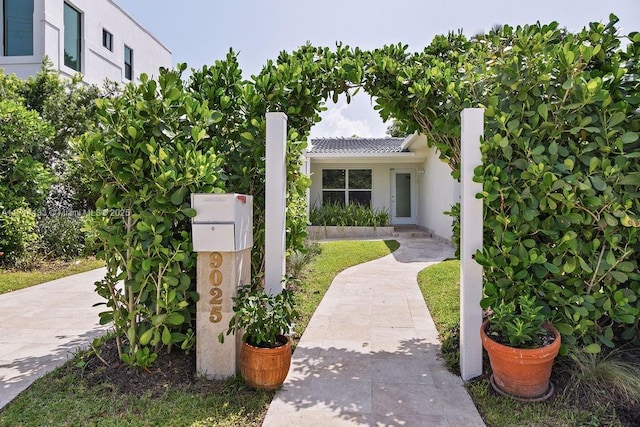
left=322, top=169, right=372, bottom=206
left=102, top=29, right=112, bottom=51
left=63, top=2, right=81, bottom=71
left=124, top=45, right=133, bottom=80
left=2, top=0, right=34, bottom=56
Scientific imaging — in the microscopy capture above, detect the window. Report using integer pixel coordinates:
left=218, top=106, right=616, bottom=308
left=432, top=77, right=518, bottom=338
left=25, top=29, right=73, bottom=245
left=63, top=2, right=81, bottom=71
left=102, top=29, right=112, bottom=51
left=322, top=169, right=372, bottom=206
left=2, top=0, right=34, bottom=56
left=124, top=45, right=133, bottom=80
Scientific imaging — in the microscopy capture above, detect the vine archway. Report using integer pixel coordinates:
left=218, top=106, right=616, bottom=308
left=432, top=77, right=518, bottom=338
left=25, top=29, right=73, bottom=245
left=78, top=15, right=639, bottom=364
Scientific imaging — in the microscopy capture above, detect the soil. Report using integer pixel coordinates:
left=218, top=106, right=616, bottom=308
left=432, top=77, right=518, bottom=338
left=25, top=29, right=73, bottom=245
left=77, top=339, right=199, bottom=398
left=69, top=338, right=276, bottom=409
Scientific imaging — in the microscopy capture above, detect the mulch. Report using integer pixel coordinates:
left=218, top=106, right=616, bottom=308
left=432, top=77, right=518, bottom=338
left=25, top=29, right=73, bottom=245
left=78, top=339, right=199, bottom=398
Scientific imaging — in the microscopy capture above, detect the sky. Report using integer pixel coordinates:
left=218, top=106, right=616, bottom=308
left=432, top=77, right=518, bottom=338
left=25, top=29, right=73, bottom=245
left=115, top=0, right=639, bottom=139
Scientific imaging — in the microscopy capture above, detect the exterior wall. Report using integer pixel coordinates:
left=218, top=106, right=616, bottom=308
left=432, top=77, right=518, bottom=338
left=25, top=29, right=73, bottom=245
left=418, top=146, right=457, bottom=241
left=0, top=0, right=171, bottom=85
left=309, top=161, right=424, bottom=220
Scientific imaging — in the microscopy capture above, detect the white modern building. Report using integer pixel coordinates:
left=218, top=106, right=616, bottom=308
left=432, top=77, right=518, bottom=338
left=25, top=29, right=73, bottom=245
left=0, top=0, right=172, bottom=85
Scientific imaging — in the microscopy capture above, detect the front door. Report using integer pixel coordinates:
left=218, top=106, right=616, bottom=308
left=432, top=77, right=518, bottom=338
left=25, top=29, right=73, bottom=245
left=391, top=169, right=416, bottom=225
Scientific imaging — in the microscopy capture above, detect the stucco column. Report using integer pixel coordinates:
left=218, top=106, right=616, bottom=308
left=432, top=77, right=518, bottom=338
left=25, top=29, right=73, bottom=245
left=460, top=108, right=484, bottom=381
left=265, top=112, right=287, bottom=295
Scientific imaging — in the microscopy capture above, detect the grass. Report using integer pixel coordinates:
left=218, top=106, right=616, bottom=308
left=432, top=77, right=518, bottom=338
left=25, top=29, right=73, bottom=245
left=0, top=239, right=399, bottom=426
left=0, top=367, right=272, bottom=427
left=417, top=260, right=624, bottom=427
left=0, top=258, right=104, bottom=295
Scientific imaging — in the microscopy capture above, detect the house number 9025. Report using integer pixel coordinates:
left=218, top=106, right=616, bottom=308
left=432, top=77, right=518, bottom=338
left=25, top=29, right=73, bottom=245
left=209, top=252, right=223, bottom=323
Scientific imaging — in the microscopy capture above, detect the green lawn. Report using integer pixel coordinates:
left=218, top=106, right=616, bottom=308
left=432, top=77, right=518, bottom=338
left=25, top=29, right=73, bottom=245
left=0, top=240, right=399, bottom=426
left=0, top=258, right=104, bottom=295
left=417, top=260, right=622, bottom=427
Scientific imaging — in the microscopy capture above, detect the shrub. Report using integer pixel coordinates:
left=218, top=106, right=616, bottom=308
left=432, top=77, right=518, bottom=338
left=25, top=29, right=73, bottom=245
left=0, top=99, right=54, bottom=212
left=0, top=207, right=38, bottom=266
left=75, top=69, right=225, bottom=366
left=469, top=18, right=640, bottom=353
left=36, top=213, right=86, bottom=259
left=309, top=203, right=389, bottom=227
left=76, top=49, right=358, bottom=366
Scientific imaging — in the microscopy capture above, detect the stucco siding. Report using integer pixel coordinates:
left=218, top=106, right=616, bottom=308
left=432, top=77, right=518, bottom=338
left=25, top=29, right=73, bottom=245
left=419, top=146, right=456, bottom=240
left=309, top=161, right=424, bottom=219
left=1, top=0, right=171, bottom=84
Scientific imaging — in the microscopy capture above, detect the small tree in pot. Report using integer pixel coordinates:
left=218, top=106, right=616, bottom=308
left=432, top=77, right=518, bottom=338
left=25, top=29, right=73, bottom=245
left=481, top=294, right=561, bottom=401
left=219, top=283, right=298, bottom=389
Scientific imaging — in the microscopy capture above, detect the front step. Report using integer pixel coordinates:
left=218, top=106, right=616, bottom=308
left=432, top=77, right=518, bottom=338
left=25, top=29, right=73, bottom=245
left=392, top=226, right=433, bottom=239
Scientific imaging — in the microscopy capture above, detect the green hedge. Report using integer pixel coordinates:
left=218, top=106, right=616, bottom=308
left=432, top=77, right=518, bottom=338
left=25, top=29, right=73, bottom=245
left=473, top=19, right=640, bottom=353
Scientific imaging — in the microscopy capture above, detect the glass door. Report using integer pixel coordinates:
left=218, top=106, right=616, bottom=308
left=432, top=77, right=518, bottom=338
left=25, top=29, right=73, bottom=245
left=391, top=169, right=416, bottom=224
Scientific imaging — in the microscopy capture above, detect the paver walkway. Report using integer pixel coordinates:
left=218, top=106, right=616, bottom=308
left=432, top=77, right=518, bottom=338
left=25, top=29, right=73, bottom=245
left=263, top=237, right=485, bottom=427
left=0, top=268, right=108, bottom=409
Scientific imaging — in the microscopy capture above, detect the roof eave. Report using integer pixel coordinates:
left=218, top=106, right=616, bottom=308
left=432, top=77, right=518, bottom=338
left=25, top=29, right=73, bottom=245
left=306, top=152, right=427, bottom=164
left=400, top=132, right=422, bottom=151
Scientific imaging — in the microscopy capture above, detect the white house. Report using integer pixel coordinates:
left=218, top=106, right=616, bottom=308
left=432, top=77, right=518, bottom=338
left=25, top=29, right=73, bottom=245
left=305, top=134, right=459, bottom=241
left=0, top=0, right=171, bottom=85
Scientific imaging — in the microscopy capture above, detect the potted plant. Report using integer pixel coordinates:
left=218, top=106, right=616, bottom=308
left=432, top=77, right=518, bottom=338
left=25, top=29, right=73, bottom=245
left=480, top=294, right=561, bottom=401
left=219, top=283, right=298, bottom=390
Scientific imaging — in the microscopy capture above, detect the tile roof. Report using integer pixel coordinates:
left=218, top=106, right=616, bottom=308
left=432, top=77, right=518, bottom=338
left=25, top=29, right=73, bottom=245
left=308, top=137, right=407, bottom=154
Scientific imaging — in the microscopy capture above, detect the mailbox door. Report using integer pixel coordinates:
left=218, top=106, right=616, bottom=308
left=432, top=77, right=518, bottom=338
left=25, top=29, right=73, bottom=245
left=192, top=224, right=236, bottom=252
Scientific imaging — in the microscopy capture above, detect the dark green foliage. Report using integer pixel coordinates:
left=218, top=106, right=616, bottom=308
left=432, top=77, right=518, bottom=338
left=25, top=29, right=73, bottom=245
left=220, top=284, right=298, bottom=348
left=358, top=16, right=640, bottom=354
left=20, top=60, right=101, bottom=167
left=75, top=68, right=224, bottom=366
left=0, top=99, right=54, bottom=212
left=0, top=207, right=38, bottom=266
left=309, top=203, right=389, bottom=226
left=76, top=16, right=639, bottom=365
left=486, top=295, right=548, bottom=348
left=0, top=95, right=54, bottom=265
left=0, top=62, right=102, bottom=264
left=471, top=17, right=640, bottom=353
left=35, top=213, right=86, bottom=259
left=76, top=49, right=364, bottom=365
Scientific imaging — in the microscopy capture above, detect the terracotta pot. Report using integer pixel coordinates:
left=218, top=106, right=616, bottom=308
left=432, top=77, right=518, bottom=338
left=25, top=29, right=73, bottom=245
left=481, top=320, right=561, bottom=399
left=239, top=335, right=291, bottom=390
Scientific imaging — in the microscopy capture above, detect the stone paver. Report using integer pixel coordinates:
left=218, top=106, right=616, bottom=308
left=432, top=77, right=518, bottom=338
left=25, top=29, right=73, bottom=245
left=262, top=238, right=485, bottom=427
left=0, top=268, right=108, bottom=409
left=0, top=238, right=486, bottom=426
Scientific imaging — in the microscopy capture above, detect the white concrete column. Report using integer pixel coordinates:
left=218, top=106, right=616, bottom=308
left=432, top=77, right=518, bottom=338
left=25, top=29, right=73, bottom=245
left=265, top=112, right=287, bottom=295
left=460, top=108, right=484, bottom=381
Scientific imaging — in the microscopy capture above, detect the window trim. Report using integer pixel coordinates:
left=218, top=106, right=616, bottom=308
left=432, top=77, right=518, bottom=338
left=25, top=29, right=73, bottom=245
left=321, top=168, right=373, bottom=206
left=124, top=44, right=133, bottom=80
left=63, top=2, right=82, bottom=71
left=102, top=28, right=113, bottom=52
